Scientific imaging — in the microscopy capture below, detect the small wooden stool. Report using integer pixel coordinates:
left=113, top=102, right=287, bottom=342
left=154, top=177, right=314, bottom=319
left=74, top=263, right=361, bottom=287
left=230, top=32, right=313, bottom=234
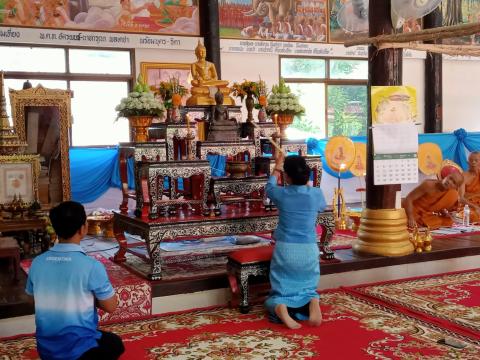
left=0, top=237, right=21, bottom=281
left=227, top=245, right=273, bottom=314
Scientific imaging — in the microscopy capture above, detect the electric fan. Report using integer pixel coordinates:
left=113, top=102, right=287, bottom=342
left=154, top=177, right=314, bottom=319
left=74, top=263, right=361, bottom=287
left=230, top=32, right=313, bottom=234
left=391, top=0, right=442, bottom=28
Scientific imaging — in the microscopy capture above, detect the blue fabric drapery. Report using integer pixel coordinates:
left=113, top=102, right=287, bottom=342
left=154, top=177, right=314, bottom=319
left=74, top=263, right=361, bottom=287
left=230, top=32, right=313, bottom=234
left=70, top=148, right=119, bottom=203
left=69, top=129, right=480, bottom=203
left=207, top=154, right=227, bottom=177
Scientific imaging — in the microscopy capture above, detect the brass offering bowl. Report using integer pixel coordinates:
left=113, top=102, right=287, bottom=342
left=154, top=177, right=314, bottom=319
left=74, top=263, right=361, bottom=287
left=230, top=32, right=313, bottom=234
left=226, top=160, right=249, bottom=179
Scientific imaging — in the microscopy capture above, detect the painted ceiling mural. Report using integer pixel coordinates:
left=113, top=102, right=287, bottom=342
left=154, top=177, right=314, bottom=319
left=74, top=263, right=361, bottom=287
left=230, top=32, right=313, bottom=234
left=219, top=0, right=480, bottom=45
left=0, top=0, right=200, bottom=36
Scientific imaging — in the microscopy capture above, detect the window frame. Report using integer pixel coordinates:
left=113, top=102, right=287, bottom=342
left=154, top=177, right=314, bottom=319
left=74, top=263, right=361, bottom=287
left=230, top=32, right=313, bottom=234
left=2, top=43, right=135, bottom=147
left=279, top=55, right=368, bottom=139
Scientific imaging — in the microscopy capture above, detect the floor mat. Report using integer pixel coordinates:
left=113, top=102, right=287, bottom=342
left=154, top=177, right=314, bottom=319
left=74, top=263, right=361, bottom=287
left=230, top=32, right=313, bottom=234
left=2, top=290, right=480, bottom=359
left=345, top=269, right=480, bottom=338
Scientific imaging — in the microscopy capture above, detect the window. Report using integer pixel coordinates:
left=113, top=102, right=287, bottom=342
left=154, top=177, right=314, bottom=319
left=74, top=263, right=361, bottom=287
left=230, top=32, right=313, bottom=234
left=2, top=45, right=133, bottom=146
left=280, top=56, right=368, bottom=139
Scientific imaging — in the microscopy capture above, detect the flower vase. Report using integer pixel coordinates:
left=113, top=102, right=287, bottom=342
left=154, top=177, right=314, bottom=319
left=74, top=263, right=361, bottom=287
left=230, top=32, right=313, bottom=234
left=245, top=92, right=255, bottom=122
left=258, top=107, right=266, bottom=123
left=172, top=106, right=181, bottom=123
left=165, top=108, right=173, bottom=123
left=128, top=116, right=153, bottom=143
left=277, top=113, right=294, bottom=140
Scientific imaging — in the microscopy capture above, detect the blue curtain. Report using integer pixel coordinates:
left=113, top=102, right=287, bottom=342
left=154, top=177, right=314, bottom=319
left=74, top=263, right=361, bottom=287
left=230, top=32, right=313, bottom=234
left=69, top=129, right=480, bottom=203
left=110, top=154, right=135, bottom=189
left=70, top=148, right=118, bottom=203
left=419, top=129, right=480, bottom=171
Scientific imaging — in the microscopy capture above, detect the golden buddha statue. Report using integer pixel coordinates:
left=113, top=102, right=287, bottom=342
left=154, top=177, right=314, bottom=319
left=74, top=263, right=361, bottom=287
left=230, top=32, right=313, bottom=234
left=186, top=41, right=234, bottom=106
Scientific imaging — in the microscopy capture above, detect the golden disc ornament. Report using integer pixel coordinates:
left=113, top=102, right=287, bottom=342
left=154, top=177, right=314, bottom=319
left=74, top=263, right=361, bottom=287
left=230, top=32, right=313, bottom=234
left=325, top=136, right=356, bottom=172
left=350, top=142, right=367, bottom=177
left=418, top=143, right=442, bottom=176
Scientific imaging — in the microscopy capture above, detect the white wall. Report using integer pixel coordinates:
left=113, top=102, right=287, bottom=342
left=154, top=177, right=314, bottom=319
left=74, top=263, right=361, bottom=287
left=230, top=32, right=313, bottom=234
left=443, top=60, right=480, bottom=132
left=403, top=58, right=425, bottom=132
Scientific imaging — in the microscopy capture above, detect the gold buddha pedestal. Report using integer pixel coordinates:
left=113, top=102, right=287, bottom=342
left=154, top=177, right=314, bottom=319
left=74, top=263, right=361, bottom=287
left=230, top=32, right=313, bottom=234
left=186, top=41, right=235, bottom=106
left=353, top=208, right=414, bottom=257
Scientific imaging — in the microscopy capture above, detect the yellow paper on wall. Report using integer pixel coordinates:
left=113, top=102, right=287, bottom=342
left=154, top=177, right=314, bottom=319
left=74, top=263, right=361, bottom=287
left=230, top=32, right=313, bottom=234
left=371, top=86, right=417, bottom=125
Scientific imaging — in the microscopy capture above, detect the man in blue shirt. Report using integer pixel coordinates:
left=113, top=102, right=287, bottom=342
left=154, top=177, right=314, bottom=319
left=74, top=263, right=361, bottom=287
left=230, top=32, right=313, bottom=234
left=26, top=201, right=124, bottom=359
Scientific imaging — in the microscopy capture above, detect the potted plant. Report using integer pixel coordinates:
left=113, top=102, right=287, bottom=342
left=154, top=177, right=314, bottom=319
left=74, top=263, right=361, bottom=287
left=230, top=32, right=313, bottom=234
left=115, top=75, right=165, bottom=142
left=266, top=78, right=305, bottom=139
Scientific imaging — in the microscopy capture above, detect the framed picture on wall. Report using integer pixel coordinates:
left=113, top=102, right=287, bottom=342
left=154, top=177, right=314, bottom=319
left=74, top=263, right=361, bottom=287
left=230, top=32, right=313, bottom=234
left=140, top=62, right=192, bottom=123
left=0, top=155, right=40, bottom=204
left=140, top=62, right=192, bottom=94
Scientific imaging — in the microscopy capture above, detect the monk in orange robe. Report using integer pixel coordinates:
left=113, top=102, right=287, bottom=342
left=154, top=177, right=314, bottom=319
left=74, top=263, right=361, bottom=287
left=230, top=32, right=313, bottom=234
left=459, top=151, right=480, bottom=221
left=403, top=172, right=464, bottom=229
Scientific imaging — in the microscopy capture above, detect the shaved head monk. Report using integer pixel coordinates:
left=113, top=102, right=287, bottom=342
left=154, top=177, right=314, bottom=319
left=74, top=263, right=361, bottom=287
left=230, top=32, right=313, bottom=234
left=459, top=151, right=480, bottom=221
left=403, top=172, right=464, bottom=229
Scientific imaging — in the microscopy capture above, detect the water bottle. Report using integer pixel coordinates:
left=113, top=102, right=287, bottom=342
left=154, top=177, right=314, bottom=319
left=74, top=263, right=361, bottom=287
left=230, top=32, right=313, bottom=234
left=463, top=205, right=470, bottom=226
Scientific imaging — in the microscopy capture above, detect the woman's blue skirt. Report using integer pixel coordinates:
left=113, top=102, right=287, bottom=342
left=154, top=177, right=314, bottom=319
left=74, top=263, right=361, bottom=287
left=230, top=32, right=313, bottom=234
left=264, top=241, right=320, bottom=320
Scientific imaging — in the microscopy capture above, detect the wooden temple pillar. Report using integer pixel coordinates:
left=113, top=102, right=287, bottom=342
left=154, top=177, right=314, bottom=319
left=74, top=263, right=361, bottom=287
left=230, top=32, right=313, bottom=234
left=353, top=0, right=414, bottom=256
left=424, top=7, right=443, bottom=133
left=199, top=0, right=222, bottom=78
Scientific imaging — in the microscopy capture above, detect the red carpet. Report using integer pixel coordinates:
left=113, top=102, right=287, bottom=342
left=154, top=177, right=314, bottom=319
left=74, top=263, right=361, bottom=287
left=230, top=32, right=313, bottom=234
left=345, top=269, right=480, bottom=339
left=20, top=253, right=151, bottom=324
left=2, top=290, right=480, bottom=359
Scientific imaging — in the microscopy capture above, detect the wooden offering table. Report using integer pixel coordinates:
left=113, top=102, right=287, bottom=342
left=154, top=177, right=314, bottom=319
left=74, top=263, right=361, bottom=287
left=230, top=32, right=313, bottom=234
left=112, top=207, right=335, bottom=280
left=135, top=160, right=211, bottom=219
left=118, top=141, right=167, bottom=214
left=196, top=140, right=256, bottom=160
left=211, top=175, right=268, bottom=211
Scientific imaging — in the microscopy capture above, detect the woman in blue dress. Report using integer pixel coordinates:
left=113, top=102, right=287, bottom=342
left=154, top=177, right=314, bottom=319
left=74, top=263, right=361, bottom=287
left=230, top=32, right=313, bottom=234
left=265, top=153, right=326, bottom=329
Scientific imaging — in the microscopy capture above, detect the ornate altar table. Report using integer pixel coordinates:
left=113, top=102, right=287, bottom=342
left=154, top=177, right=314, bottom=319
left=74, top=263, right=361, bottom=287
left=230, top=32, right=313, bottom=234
left=112, top=207, right=334, bottom=280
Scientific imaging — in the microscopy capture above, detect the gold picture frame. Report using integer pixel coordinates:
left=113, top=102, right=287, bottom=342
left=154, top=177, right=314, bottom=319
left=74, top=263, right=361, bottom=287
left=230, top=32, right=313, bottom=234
left=140, top=62, right=192, bottom=94
left=9, top=85, right=72, bottom=203
left=0, top=154, right=40, bottom=205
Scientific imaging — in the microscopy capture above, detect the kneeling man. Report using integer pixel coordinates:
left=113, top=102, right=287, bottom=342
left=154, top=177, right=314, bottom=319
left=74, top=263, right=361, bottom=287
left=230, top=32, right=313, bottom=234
left=403, top=172, right=464, bottom=229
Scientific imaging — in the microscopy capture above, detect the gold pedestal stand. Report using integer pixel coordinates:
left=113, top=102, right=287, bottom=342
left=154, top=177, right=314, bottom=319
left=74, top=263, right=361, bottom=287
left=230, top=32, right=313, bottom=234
left=353, top=208, right=414, bottom=256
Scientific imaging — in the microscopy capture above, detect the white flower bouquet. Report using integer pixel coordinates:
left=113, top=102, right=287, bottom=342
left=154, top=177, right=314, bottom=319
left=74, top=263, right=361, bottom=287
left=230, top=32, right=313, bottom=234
left=115, top=76, right=165, bottom=119
left=266, top=78, right=305, bottom=116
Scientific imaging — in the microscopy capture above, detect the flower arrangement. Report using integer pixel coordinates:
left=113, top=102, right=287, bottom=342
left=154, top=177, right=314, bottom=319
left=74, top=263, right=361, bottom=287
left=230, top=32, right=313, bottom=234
left=257, top=78, right=268, bottom=108
left=232, top=80, right=260, bottom=101
left=156, top=76, right=189, bottom=109
left=266, top=78, right=305, bottom=116
left=115, top=75, right=165, bottom=119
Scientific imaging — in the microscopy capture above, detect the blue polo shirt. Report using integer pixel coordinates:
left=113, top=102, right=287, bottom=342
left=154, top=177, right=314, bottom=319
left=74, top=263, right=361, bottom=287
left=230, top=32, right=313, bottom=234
left=26, top=243, right=115, bottom=360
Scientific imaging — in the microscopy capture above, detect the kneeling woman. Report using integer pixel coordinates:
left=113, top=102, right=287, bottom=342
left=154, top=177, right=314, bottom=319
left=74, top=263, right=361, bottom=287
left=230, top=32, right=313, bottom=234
left=265, top=153, right=326, bottom=329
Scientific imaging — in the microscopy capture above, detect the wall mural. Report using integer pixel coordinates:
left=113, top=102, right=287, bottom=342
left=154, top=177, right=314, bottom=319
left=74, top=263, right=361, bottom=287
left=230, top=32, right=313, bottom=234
left=442, top=0, right=480, bottom=44
left=219, top=0, right=328, bottom=42
left=0, top=0, right=199, bottom=36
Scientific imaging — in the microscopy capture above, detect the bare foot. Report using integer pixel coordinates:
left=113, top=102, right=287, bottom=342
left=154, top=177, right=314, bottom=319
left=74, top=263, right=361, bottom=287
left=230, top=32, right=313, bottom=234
left=275, top=304, right=302, bottom=329
left=308, top=298, right=322, bottom=327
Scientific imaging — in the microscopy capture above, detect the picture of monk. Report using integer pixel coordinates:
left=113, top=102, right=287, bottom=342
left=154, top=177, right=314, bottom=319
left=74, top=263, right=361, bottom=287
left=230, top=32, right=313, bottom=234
left=5, top=169, right=28, bottom=198
left=402, top=171, right=464, bottom=229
